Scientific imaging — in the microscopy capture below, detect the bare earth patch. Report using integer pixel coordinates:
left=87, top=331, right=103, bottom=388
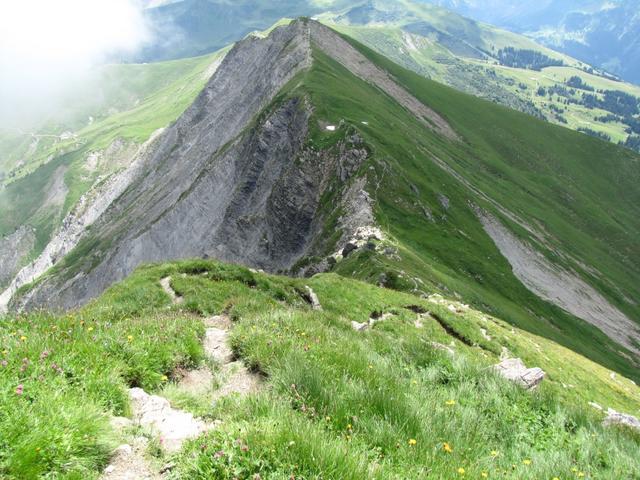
left=475, top=208, right=640, bottom=355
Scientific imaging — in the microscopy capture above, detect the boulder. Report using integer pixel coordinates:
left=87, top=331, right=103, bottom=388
left=603, top=409, right=640, bottom=431
left=493, top=358, right=545, bottom=390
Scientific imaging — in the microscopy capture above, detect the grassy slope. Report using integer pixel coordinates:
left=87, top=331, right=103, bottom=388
left=13, top=24, right=639, bottom=386
left=320, top=10, right=640, bottom=145
left=270, top=41, right=639, bottom=384
left=0, top=52, right=222, bottom=269
left=1, top=259, right=638, bottom=478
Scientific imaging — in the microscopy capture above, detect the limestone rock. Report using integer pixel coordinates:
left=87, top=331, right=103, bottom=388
left=603, top=409, right=640, bottom=431
left=493, top=358, right=545, bottom=390
left=304, top=286, right=322, bottom=310
left=128, top=388, right=208, bottom=453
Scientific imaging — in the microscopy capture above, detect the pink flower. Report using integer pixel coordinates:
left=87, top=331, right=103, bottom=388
left=1, top=360, right=7, bottom=367
left=214, top=450, right=225, bottom=458
left=40, top=351, right=50, bottom=360
left=15, top=384, right=23, bottom=395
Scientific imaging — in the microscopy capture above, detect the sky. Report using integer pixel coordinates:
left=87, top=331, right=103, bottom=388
left=0, top=0, right=150, bottom=128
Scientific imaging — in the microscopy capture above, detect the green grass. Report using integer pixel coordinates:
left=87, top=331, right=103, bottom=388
left=0, top=307, right=204, bottom=478
left=4, top=259, right=639, bottom=478
left=285, top=35, right=640, bottom=382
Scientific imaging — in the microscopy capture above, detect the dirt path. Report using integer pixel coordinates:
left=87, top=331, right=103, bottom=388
left=100, top=281, right=261, bottom=479
left=160, top=277, right=183, bottom=305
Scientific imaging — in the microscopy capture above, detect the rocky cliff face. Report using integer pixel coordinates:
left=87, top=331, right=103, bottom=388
left=7, top=20, right=406, bottom=311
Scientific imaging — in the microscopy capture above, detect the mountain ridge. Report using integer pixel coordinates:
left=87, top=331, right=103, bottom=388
left=4, top=19, right=639, bottom=385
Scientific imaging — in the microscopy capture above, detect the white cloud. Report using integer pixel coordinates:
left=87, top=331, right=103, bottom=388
left=0, top=0, right=150, bottom=128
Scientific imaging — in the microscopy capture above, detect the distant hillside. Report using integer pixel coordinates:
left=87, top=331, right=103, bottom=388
left=424, top=0, right=640, bottom=85
left=133, top=0, right=640, bottom=151
left=320, top=1, right=640, bottom=152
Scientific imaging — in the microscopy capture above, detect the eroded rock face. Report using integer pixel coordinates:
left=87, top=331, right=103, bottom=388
left=7, top=20, right=455, bottom=311
left=475, top=207, right=640, bottom=355
left=0, top=226, right=35, bottom=289
left=493, top=358, right=545, bottom=390
left=11, top=21, right=382, bottom=311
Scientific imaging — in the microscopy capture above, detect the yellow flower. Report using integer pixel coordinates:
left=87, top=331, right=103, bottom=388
left=127, top=335, right=133, bottom=342
left=490, top=450, right=499, bottom=457
left=408, top=438, right=417, bottom=446
left=443, top=442, right=453, bottom=453
left=161, top=375, right=168, bottom=382
left=571, top=468, right=579, bottom=473
left=481, top=473, right=488, bottom=479
left=412, top=380, right=418, bottom=385
left=577, top=474, right=585, bottom=478
left=87, top=327, right=94, bottom=332
left=552, top=477, right=560, bottom=480
left=20, top=336, right=27, bottom=342
left=325, top=416, right=331, bottom=421
left=445, top=399, right=456, bottom=406
left=523, top=459, right=532, bottom=465
left=457, top=467, right=465, bottom=475
left=368, top=364, right=373, bottom=369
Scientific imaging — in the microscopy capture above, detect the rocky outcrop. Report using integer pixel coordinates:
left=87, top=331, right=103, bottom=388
left=493, top=358, right=545, bottom=390
left=603, top=409, right=640, bottom=431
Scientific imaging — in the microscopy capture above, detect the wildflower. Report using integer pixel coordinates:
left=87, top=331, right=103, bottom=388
left=577, top=474, right=585, bottom=478
left=15, top=384, right=23, bottom=395
left=127, top=335, right=133, bottom=342
left=347, top=424, right=352, bottom=430
left=213, top=450, right=225, bottom=458
left=1, top=360, right=7, bottom=367
left=87, top=327, right=94, bottom=332
left=408, top=438, right=417, bottom=446
left=368, top=364, right=373, bottom=369
left=325, top=416, right=331, bottom=421
left=40, top=351, right=50, bottom=360
left=412, top=380, right=418, bottom=385
left=571, top=468, right=578, bottom=473
left=161, top=375, right=168, bottom=382
left=523, top=459, right=532, bottom=465
left=457, top=467, right=465, bottom=475
left=20, top=336, right=27, bottom=342
left=443, top=442, right=453, bottom=453
left=552, top=477, right=560, bottom=480
left=445, top=399, right=456, bottom=406
left=490, top=450, right=499, bottom=457
left=481, top=473, right=488, bottom=478
left=240, top=444, right=249, bottom=452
